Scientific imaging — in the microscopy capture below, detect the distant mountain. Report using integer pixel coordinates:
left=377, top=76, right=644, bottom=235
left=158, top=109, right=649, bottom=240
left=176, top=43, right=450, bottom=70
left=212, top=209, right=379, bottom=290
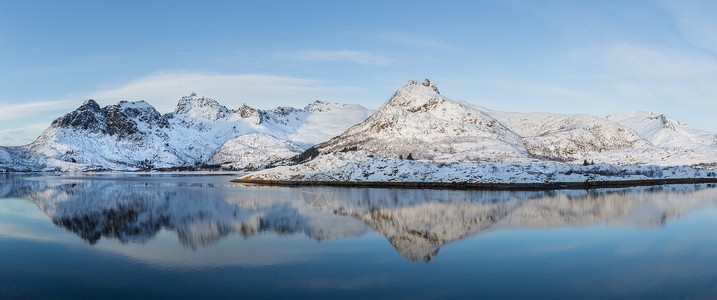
left=241, top=79, right=717, bottom=184
left=313, top=79, right=652, bottom=163
left=0, top=94, right=373, bottom=171
left=309, top=79, right=717, bottom=166
left=606, top=111, right=717, bottom=149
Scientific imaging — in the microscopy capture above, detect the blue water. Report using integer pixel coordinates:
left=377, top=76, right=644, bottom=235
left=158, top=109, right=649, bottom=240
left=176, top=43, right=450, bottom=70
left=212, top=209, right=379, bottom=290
left=2, top=174, right=717, bottom=299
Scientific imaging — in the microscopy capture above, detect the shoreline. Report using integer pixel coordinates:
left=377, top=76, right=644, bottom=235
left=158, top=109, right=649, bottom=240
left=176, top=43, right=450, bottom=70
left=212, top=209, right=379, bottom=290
left=231, top=177, right=717, bottom=190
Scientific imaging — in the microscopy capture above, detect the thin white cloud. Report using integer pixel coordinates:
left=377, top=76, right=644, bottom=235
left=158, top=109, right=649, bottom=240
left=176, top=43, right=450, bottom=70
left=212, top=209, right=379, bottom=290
left=663, top=1, right=717, bottom=55
left=378, top=33, right=452, bottom=49
left=573, top=43, right=717, bottom=79
left=567, top=42, right=717, bottom=130
left=0, top=100, right=76, bottom=121
left=0, top=122, right=51, bottom=146
left=276, top=50, right=392, bottom=65
left=0, top=122, right=50, bottom=135
left=528, top=84, right=589, bottom=98
left=88, top=72, right=346, bottom=113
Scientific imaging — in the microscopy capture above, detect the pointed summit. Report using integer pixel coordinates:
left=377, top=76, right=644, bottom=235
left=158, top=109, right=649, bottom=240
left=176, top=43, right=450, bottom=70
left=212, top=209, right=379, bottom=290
left=80, top=99, right=101, bottom=111
left=402, top=78, right=440, bottom=94
left=387, top=78, right=444, bottom=112
left=174, top=93, right=231, bottom=121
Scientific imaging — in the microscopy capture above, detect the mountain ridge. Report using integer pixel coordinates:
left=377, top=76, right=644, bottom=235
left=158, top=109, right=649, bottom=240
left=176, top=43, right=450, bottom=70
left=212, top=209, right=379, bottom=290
left=0, top=95, right=373, bottom=172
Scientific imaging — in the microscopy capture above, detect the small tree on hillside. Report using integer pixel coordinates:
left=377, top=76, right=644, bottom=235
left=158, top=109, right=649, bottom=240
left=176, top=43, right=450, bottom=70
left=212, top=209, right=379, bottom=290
left=407, top=153, right=414, bottom=160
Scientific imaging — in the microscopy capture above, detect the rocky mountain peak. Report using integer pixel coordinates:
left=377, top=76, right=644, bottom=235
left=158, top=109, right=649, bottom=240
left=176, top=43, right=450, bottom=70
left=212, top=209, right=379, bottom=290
left=174, top=93, right=231, bottom=121
left=236, top=103, right=258, bottom=118
left=403, top=78, right=440, bottom=94
left=386, top=78, right=444, bottom=113
left=80, top=99, right=101, bottom=112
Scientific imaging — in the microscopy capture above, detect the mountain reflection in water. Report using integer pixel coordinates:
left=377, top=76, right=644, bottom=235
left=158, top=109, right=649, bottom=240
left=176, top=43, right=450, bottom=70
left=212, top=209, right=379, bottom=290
left=2, top=175, right=717, bottom=263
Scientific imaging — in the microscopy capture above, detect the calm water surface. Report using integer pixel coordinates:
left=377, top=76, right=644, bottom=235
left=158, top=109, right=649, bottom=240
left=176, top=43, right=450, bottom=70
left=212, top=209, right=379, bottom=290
left=2, top=174, right=717, bottom=299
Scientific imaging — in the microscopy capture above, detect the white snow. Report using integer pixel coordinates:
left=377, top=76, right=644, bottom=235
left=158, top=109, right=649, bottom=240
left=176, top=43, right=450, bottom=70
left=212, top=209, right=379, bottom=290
left=240, top=150, right=717, bottom=184
left=0, top=96, right=372, bottom=172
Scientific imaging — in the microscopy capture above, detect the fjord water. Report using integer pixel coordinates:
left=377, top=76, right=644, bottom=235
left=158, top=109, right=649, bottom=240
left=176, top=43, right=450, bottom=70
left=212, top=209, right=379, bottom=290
left=2, top=175, right=717, bottom=299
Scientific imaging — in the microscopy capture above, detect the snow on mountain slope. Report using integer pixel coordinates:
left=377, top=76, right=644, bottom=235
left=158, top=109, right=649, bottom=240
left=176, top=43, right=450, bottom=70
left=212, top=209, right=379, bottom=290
left=484, top=110, right=651, bottom=161
left=315, top=79, right=530, bottom=162
left=209, top=133, right=304, bottom=170
left=0, top=95, right=372, bottom=172
left=606, top=111, right=717, bottom=149
left=314, top=79, right=654, bottom=164
left=175, top=92, right=233, bottom=121
left=239, top=150, right=717, bottom=184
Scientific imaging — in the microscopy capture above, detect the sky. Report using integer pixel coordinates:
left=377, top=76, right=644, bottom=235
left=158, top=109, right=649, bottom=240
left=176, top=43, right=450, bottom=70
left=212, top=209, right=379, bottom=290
left=2, top=0, right=717, bottom=145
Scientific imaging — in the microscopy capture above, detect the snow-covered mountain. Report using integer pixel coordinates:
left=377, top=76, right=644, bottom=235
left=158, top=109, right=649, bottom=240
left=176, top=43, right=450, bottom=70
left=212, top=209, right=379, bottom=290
left=606, top=111, right=717, bottom=149
left=240, top=79, right=717, bottom=184
left=313, top=79, right=654, bottom=163
left=4, top=78, right=717, bottom=173
left=0, top=94, right=373, bottom=171
left=307, top=79, right=717, bottom=167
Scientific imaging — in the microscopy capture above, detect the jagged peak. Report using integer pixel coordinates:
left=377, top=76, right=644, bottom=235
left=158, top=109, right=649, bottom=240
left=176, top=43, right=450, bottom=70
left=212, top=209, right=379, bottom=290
left=174, top=93, right=231, bottom=121
left=236, top=103, right=258, bottom=118
left=403, top=78, right=440, bottom=94
left=80, top=99, right=101, bottom=111
left=386, top=78, right=445, bottom=112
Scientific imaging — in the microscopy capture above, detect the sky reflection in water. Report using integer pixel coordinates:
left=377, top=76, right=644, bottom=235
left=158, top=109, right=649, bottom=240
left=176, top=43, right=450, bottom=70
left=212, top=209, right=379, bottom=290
left=2, top=174, right=717, bottom=299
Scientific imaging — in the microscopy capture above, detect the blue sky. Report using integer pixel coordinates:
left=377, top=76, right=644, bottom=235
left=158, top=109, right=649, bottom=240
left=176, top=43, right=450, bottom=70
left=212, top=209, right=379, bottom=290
left=2, top=0, right=717, bottom=145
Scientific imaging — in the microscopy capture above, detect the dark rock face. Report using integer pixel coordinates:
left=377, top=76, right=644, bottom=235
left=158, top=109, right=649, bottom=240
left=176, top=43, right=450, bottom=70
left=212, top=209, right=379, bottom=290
left=52, top=99, right=105, bottom=132
left=51, top=100, right=167, bottom=139
left=236, top=104, right=258, bottom=118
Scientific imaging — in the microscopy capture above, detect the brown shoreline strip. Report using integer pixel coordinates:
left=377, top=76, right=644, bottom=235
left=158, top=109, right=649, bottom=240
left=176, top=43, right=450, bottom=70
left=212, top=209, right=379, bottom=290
left=231, top=177, right=717, bottom=191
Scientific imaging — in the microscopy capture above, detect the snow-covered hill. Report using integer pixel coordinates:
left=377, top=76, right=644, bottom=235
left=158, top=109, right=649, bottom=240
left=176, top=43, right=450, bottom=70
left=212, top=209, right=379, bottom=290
left=314, top=79, right=658, bottom=164
left=238, top=150, right=717, bottom=184
left=307, top=79, right=717, bottom=167
left=240, top=79, right=717, bottom=184
left=4, top=78, right=717, bottom=173
left=606, top=111, right=717, bottom=149
left=0, top=94, right=373, bottom=171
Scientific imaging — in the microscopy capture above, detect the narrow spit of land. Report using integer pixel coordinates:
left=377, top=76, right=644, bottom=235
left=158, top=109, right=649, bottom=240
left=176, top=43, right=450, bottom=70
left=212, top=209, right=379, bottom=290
left=231, top=177, right=717, bottom=191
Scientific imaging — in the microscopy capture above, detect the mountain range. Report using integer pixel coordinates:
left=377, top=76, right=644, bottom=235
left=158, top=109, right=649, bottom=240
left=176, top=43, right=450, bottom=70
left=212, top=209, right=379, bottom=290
left=2, top=79, right=717, bottom=172
left=0, top=93, right=372, bottom=171
left=312, top=79, right=717, bottom=165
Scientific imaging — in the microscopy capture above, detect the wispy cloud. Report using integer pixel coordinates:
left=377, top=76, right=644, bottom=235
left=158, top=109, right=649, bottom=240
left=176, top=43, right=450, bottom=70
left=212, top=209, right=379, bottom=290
left=574, top=43, right=717, bottom=79
left=0, top=100, right=76, bottom=121
left=528, top=84, right=589, bottom=98
left=378, top=33, right=452, bottom=49
left=0, top=122, right=52, bottom=146
left=0, top=122, right=50, bottom=135
left=88, top=72, right=359, bottom=113
left=275, top=50, right=392, bottom=65
left=567, top=41, right=717, bottom=130
left=570, top=43, right=717, bottom=105
left=662, top=1, right=717, bottom=55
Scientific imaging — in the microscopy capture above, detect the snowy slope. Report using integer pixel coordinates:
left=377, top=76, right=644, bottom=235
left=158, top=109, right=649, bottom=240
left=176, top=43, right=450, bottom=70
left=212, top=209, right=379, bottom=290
left=607, top=111, right=717, bottom=149
left=314, top=79, right=656, bottom=164
left=0, top=95, right=373, bottom=172
left=306, top=79, right=717, bottom=168
left=239, top=150, right=717, bottom=184
left=485, top=110, right=651, bottom=161
left=315, top=79, right=529, bottom=162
